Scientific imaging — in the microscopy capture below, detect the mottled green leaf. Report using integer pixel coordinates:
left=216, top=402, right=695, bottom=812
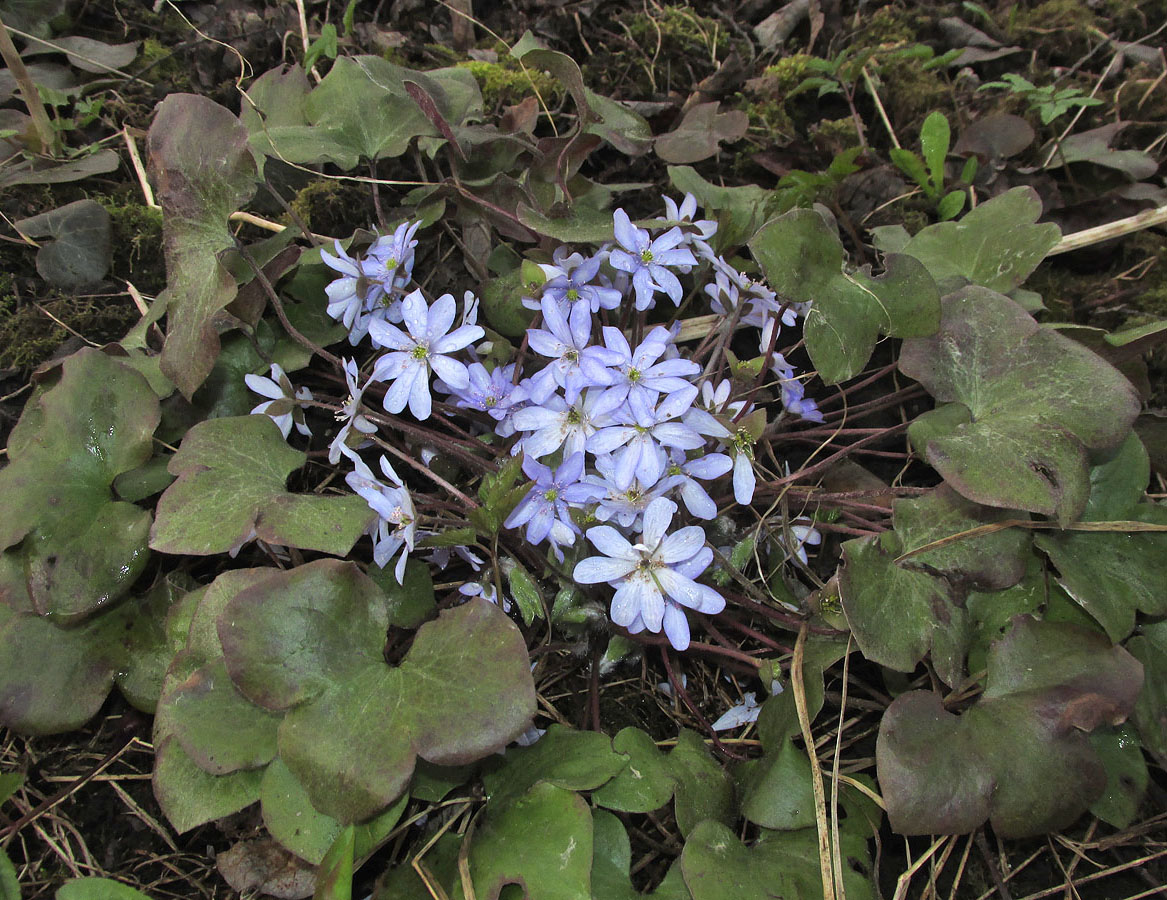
left=898, top=186, right=1061, bottom=293
left=893, top=485, right=1030, bottom=590
left=750, top=209, right=940, bottom=383
left=152, top=736, right=262, bottom=834
left=219, top=560, right=388, bottom=710
left=0, top=350, right=158, bottom=622
left=1035, top=504, right=1167, bottom=641
left=14, top=199, right=110, bottom=288
left=279, top=600, right=535, bottom=822
left=147, top=94, right=256, bottom=398
left=669, top=730, right=734, bottom=838
left=900, top=287, right=1140, bottom=524
left=150, top=416, right=373, bottom=556
left=484, top=725, right=626, bottom=809
left=1088, top=725, right=1148, bottom=829
left=593, top=726, right=676, bottom=813
left=56, top=878, right=154, bottom=900
left=461, top=783, right=592, bottom=900
left=839, top=533, right=969, bottom=686
left=877, top=617, right=1143, bottom=837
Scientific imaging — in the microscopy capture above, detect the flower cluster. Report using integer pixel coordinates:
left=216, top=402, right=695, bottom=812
left=247, top=194, right=824, bottom=648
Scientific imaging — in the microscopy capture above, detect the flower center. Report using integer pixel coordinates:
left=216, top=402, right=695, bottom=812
left=385, top=257, right=398, bottom=271
left=733, top=429, right=754, bottom=457
left=566, top=408, right=582, bottom=425
left=627, top=367, right=642, bottom=383
left=666, top=463, right=683, bottom=476
left=640, top=249, right=654, bottom=263
left=566, top=287, right=580, bottom=301
left=543, top=488, right=559, bottom=502
left=411, top=345, right=429, bottom=361
left=484, top=395, right=497, bottom=408
left=563, top=349, right=579, bottom=364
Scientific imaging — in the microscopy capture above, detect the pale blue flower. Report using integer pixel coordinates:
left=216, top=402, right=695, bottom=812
left=585, top=453, right=674, bottom=529
left=661, top=450, right=733, bottom=519
left=587, top=387, right=703, bottom=490
left=504, top=452, right=603, bottom=561
left=245, top=363, right=312, bottom=439
left=368, top=290, right=484, bottom=420
left=608, top=209, right=697, bottom=310
left=346, top=455, right=416, bottom=584
left=329, top=358, right=378, bottom=464
left=573, top=497, right=725, bottom=651
left=525, top=296, right=618, bottom=404
left=536, top=249, right=622, bottom=313
left=512, top=388, right=610, bottom=459
left=586, top=325, right=700, bottom=416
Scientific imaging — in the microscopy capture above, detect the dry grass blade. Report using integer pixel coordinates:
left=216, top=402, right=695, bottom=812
left=793, top=621, right=837, bottom=900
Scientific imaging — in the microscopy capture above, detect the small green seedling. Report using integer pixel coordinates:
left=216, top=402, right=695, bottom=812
left=890, top=111, right=975, bottom=220
left=978, top=73, right=1103, bottom=125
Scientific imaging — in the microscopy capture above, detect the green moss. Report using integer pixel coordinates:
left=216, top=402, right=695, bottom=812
left=854, top=4, right=920, bottom=47
left=877, top=57, right=951, bottom=132
left=624, top=5, right=730, bottom=58
left=1005, top=0, right=1100, bottom=59
left=0, top=293, right=139, bottom=369
left=763, top=54, right=813, bottom=95
left=134, top=37, right=195, bottom=92
left=811, top=116, right=861, bottom=154
left=288, top=178, right=372, bottom=235
left=97, top=196, right=165, bottom=294
left=455, top=59, right=561, bottom=110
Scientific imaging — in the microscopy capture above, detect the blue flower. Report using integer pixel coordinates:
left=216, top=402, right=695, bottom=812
left=537, top=250, right=623, bottom=313
left=364, top=220, right=420, bottom=293
left=346, top=455, right=417, bottom=584
left=320, top=241, right=382, bottom=344
left=608, top=209, right=697, bottom=310
left=511, top=387, right=611, bottom=460
left=587, top=387, right=704, bottom=490
left=504, top=452, right=603, bottom=561
left=573, top=497, right=725, bottom=651
left=525, top=297, right=619, bottom=404
left=661, top=450, right=733, bottom=519
left=586, top=325, right=700, bottom=416
left=445, top=362, right=522, bottom=435
left=585, top=453, right=674, bottom=529
left=368, top=290, right=484, bottom=420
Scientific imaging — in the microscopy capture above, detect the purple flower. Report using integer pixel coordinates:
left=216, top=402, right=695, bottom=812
left=585, top=453, right=673, bottom=529
left=526, top=297, right=618, bottom=404
left=573, top=497, right=725, bottom=651
left=537, top=250, right=623, bottom=313
left=587, top=326, right=700, bottom=416
left=504, top=452, right=603, bottom=561
left=661, top=450, right=732, bottom=519
left=511, top=388, right=611, bottom=460
left=346, top=455, right=416, bottom=584
left=364, top=220, right=420, bottom=293
left=445, top=361, right=521, bottom=434
left=368, top=290, right=484, bottom=420
left=328, top=358, right=378, bottom=464
left=608, top=209, right=697, bottom=310
left=587, top=387, right=703, bottom=490
left=321, top=241, right=382, bottom=344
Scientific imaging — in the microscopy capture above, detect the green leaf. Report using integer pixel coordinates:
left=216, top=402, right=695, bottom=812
left=462, top=783, right=593, bottom=900
left=667, top=166, right=770, bottom=249
left=1081, top=432, right=1150, bottom=522
left=965, top=562, right=1046, bottom=675
left=483, top=724, right=627, bottom=809
left=739, top=739, right=816, bottom=830
left=1088, top=725, right=1148, bottom=829
left=680, top=821, right=874, bottom=900
left=589, top=810, right=639, bottom=900
left=669, top=730, right=734, bottom=838
left=166, top=658, right=282, bottom=775
left=219, top=560, right=388, bottom=710
left=57, top=878, right=154, bottom=900
left=1034, top=504, right=1167, bottom=641
left=150, top=416, right=373, bottom=556
left=368, top=559, right=436, bottom=629
left=314, top=825, right=354, bottom=900
left=919, top=111, right=950, bottom=193
left=0, top=845, right=18, bottom=900
left=592, top=726, right=676, bottom=813
left=0, top=350, right=158, bottom=622
left=900, top=286, right=1140, bottom=524
left=151, top=736, right=263, bottom=833
left=147, top=94, right=257, bottom=398
left=937, top=190, right=966, bottom=221
left=585, top=89, right=652, bottom=156
left=1127, top=622, right=1167, bottom=756
left=479, top=266, right=536, bottom=338
left=506, top=560, right=543, bottom=625
left=889, top=148, right=929, bottom=192
left=14, top=199, right=110, bottom=288
left=877, top=616, right=1143, bottom=837
left=893, top=485, right=1030, bottom=590
left=279, top=600, right=536, bottom=822
left=0, top=771, right=23, bottom=807
left=839, top=534, right=968, bottom=686
left=897, top=186, right=1061, bottom=293
left=750, top=209, right=940, bottom=383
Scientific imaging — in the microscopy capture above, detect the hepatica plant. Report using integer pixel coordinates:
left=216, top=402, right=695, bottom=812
left=1, top=47, right=1164, bottom=900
